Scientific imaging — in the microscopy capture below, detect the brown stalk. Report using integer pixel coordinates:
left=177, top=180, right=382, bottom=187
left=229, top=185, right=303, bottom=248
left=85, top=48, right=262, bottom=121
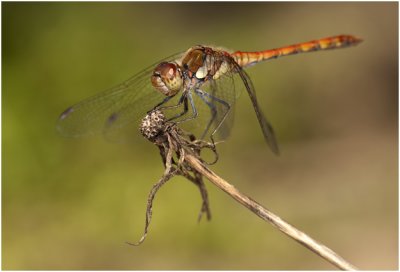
left=184, top=153, right=358, bottom=270
left=132, top=110, right=358, bottom=270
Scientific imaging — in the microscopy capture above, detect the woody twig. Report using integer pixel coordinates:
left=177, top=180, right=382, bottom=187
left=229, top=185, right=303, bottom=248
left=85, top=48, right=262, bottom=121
left=129, top=110, right=357, bottom=271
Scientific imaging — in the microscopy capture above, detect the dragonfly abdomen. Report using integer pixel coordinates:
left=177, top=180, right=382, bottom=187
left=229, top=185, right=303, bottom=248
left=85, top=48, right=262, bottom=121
left=232, top=35, right=362, bottom=68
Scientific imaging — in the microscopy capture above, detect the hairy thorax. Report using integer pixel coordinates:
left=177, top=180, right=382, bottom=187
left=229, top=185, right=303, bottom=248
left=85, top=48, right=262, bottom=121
left=181, top=46, right=233, bottom=83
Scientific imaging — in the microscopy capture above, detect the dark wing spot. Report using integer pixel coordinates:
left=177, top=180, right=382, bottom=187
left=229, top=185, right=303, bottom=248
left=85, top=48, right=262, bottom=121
left=59, top=107, right=74, bottom=120
left=107, top=112, right=119, bottom=126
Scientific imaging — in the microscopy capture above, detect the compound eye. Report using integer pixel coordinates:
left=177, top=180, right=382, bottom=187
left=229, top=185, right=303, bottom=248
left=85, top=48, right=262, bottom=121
left=154, top=62, right=177, bottom=80
left=151, top=62, right=183, bottom=96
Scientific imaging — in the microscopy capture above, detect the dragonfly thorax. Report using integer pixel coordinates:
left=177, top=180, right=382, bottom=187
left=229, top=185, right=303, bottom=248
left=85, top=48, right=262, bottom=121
left=181, top=46, right=233, bottom=82
left=151, top=62, right=183, bottom=96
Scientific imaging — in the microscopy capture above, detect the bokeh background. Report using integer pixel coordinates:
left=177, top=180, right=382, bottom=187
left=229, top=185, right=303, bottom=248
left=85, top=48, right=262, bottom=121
left=3, top=2, right=398, bottom=270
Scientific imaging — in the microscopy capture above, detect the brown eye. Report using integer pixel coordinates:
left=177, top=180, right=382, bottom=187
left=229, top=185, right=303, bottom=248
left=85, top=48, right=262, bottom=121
left=151, top=62, right=183, bottom=97
left=154, top=62, right=177, bottom=80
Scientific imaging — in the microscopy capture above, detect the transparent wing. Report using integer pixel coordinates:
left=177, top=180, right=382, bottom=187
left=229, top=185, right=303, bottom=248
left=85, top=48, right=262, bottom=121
left=233, top=63, right=280, bottom=154
left=199, top=72, right=237, bottom=142
left=57, top=52, right=183, bottom=140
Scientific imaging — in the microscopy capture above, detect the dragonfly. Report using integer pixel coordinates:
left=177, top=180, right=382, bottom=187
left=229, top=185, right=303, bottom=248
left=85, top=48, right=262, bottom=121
left=57, top=35, right=362, bottom=154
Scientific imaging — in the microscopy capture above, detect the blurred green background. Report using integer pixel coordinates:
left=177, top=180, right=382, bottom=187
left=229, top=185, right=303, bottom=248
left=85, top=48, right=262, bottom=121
left=2, top=2, right=398, bottom=270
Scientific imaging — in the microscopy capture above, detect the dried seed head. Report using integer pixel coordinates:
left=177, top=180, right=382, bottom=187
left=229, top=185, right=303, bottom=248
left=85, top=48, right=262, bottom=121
left=140, top=110, right=166, bottom=140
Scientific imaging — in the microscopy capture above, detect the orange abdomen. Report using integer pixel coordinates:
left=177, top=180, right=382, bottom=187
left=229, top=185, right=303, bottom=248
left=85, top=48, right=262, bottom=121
left=232, top=35, right=362, bottom=68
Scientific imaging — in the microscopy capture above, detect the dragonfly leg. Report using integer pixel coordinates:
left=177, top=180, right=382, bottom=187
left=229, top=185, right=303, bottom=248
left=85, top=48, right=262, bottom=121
left=195, top=89, right=231, bottom=141
left=167, top=94, right=189, bottom=121
left=175, top=91, right=198, bottom=123
left=154, top=94, right=186, bottom=110
left=166, top=90, right=199, bottom=123
left=194, top=89, right=217, bottom=139
left=152, top=95, right=174, bottom=111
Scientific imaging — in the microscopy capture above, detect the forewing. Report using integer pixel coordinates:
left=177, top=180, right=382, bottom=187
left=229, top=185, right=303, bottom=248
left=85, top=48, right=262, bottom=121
left=57, top=53, right=183, bottom=140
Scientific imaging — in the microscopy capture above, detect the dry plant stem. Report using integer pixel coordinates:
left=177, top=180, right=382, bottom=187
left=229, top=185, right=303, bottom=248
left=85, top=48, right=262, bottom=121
left=128, top=128, right=212, bottom=245
left=127, top=169, right=177, bottom=246
left=181, top=171, right=211, bottom=222
left=163, top=131, right=212, bottom=221
left=126, top=145, right=177, bottom=246
left=138, top=111, right=356, bottom=269
left=185, top=153, right=358, bottom=271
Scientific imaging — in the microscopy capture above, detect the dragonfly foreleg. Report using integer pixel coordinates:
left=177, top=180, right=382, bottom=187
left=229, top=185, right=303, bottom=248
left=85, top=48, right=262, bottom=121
left=152, top=95, right=174, bottom=111
left=158, top=92, right=187, bottom=112
left=167, top=94, right=189, bottom=122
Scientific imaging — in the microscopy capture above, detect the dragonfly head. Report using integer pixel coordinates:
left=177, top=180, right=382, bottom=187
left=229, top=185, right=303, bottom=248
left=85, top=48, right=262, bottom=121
left=151, top=62, right=183, bottom=96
